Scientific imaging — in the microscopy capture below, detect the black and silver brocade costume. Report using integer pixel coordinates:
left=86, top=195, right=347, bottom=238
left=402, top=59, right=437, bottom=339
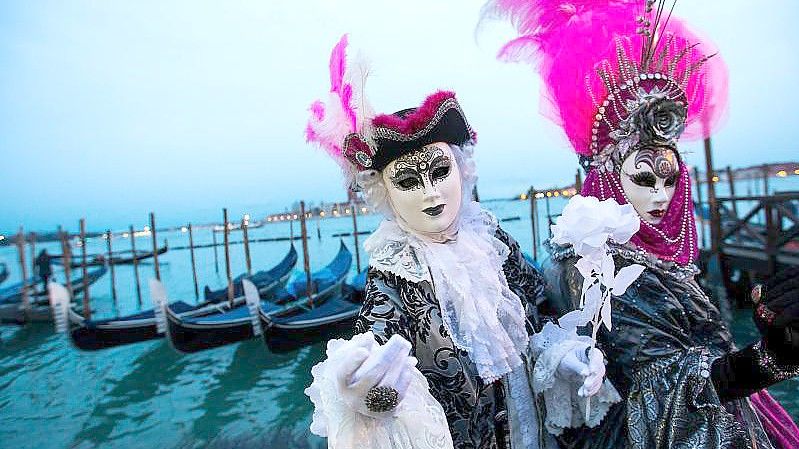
left=543, top=242, right=791, bottom=449
left=355, top=227, right=545, bottom=449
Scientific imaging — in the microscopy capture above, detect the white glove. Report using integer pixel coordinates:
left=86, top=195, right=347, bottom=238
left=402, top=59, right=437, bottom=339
left=337, top=334, right=415, bottom=416
left=557, top=343, right=606, bottom=397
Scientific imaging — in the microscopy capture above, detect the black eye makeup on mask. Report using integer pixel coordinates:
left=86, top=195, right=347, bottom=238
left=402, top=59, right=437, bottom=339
left=391, top=169, right=422, bottom=191
left=664, top=174, right=678, bottom=187
left=388, top=145, right=447, bottom=191
left=428, top=156, right=452, bottom=184
left=628, top=171, right=657, bottom=188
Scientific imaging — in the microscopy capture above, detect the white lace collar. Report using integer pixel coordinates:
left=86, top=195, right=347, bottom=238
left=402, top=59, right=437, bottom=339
left=364, top=203, right=530, bottom=382
left=364, top=220, right=431, bottom=284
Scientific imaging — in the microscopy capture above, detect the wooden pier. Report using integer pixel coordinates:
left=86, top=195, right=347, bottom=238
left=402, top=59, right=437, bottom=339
left=697, top=159, right=799, bottom=303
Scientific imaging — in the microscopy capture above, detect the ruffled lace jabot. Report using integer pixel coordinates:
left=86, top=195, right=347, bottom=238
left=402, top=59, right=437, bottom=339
left=364, top=202, right=529, bottom=383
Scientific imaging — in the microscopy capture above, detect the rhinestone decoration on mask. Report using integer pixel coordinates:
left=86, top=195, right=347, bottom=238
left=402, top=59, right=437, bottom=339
left=491, top=0, right=729, bottom=265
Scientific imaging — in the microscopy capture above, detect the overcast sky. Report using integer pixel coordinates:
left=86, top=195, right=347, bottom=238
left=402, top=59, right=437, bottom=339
left=1, top=1, right=798, bottom=233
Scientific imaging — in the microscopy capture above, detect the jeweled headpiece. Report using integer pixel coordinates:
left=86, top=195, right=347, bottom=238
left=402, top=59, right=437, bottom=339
left=490, top=0, right=729, bottom=265
left=306, top=35, right=476, bottom=182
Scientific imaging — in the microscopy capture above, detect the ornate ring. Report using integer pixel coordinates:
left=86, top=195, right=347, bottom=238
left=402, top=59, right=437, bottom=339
left=364, top=385, right=399, bottom=413
left=751, top=284, right=764, bottom=304
left=756, top=303, right=777, bottom=326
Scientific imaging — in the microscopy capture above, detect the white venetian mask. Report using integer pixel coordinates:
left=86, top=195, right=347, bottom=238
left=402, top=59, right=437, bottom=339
left=619, top=146, right=679, bottom=225
left=382, top=142, right=463, bottom=236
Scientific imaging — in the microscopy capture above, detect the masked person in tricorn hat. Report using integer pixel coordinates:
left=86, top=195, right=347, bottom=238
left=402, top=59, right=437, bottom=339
left=302, top=35, right=617, bottom=449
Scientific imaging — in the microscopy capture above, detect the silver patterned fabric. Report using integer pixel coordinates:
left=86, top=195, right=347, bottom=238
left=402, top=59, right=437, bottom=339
left=355, top=227, right=545, bottom=449
left=543, top=245, right=775, bottom=449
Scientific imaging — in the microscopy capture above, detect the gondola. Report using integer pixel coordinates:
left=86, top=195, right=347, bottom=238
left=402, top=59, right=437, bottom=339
left=0, top=266, right=108, bottom=323
left=66, top=244, right=298, bottom=350
left=0, top=263, right=8, bottom=285
left=53, top=244, right=168, bottom=268
left=261, top=269, right=367, bottom=353
left=165, top=241, right=352, bottom=353
left=203, top=244, right=298, bottom=301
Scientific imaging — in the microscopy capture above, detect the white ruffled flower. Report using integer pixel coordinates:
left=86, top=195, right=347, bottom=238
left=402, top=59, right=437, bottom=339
left=551, top=194, right=644, bottom=334
left=551, top=195, right=640, bottom=261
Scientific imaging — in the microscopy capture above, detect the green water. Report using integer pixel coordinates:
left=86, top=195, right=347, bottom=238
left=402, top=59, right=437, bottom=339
left=1, top=197, right=797, bottom=448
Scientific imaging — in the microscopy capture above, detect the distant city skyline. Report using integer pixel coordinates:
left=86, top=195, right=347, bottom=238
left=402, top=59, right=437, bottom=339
left=2, top=1, right=798, bottom=234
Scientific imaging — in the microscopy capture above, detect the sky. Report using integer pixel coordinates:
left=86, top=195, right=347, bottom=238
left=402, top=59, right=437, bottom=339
left=1, top=1, right=798, bottom=234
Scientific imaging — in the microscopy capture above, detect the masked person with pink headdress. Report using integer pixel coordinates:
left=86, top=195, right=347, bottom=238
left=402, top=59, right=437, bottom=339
left=302, top=35, right=615, bottom=449
left=488, top=0, right=799, bottom=448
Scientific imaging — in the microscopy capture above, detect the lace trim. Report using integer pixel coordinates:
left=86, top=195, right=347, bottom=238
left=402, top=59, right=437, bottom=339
left=366, top=222, right=431, bottom=284
left=530, top=323, right=621, bottom=436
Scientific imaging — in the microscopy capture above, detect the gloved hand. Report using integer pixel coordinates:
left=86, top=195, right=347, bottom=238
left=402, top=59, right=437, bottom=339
left=336, top=333, right=415, bottom=416
left=557, top=343, right=606, bottom=397
left=752, top=266, right=799, bottom=364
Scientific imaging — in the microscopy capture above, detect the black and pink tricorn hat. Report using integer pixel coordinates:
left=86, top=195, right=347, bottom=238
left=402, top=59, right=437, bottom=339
left=343, top=90, right=476, bottom=172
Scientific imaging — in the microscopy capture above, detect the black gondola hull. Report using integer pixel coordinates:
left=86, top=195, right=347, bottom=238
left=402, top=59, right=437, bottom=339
left=71, top=323, right=160, bottom=351
left=263, top=314, right=358, bottom=354
left=166, top=310, right=255, bottom=353
left=262, top=285, right=363, bottom=354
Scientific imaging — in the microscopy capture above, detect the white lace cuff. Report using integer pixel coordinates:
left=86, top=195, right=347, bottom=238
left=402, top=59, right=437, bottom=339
left=530, top=323, right=621, bottom=436
left=305, top=333, right=454, bottom=449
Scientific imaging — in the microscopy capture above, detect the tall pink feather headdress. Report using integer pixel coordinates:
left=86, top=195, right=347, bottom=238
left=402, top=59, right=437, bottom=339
left=490, top=0, right=730, bottom=264
left=489, top=0, right=728, bottom=164
left=305, top=34, right=374, bottom=184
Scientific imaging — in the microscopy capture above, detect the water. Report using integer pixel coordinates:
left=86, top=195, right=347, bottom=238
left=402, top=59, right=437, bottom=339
left=1, top=191, right=798, bottom=448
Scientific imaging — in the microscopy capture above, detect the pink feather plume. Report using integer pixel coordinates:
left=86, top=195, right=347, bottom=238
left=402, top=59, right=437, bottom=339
left=305, top=34, right=372, bottom=170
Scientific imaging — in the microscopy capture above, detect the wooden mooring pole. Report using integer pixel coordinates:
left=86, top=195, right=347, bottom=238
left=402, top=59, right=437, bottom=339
left=211, top=229, right=220, bottom=273
left=693, top=166, right=707, bottom=249
left=57, top=226, right=75, bottom=300
left=29, top=232, right=36, bottom=291
left=129, top=225, right=142, bottom=306
left=529, top=186, right=538, bottom=262
left=106, top=229, right=118, bottom=310
left=299, top=201, right=314, bottom=306
left=351, top=201, right=361, bottom=272
left=726, top=166, right=738, bottom=219
left=149, top=213, right=161, bottom=280
left=223, top=209, right=234, bottom=307
left=703, top=139, right=722, bottom=255
left=15, top=228, right=30, bottom=320
left=79, top=219, right=91, bottom=320
left=703, top=137, right=733, bottom=322
left=764, top=200, right=779, bottom=276
left=242, top=217, right=252, bottom=276
left=188, top=223, right=199, bottom=302
left=545, top=193, right=553, bottom=238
